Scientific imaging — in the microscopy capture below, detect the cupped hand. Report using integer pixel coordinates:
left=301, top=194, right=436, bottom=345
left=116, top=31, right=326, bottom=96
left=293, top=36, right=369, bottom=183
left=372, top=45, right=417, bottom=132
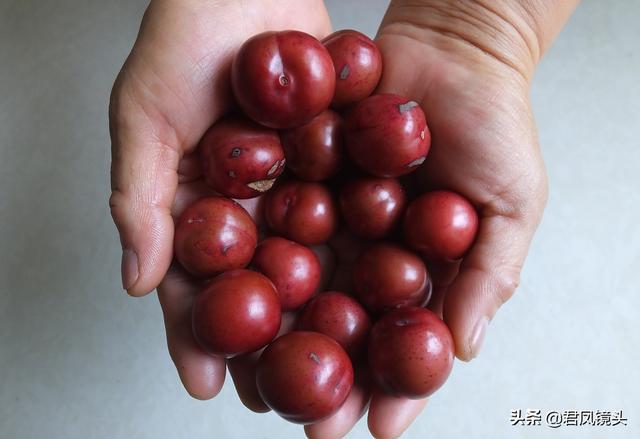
left=339, top=2, right=548, bottom=435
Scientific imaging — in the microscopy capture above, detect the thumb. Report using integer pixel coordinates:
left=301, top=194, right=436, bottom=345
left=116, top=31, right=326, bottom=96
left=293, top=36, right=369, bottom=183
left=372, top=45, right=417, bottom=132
left=443, top=208, right=544, bottom=361
left=108, top=78, right=181, bottom=296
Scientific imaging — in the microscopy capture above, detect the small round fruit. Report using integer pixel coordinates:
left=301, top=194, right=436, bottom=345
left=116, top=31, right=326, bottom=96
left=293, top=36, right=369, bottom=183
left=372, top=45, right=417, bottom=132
left=297, top=291, right=372, bottom=360
left=322, top=29, right=382, bottom=107
left=256, top=331, right=354, bottom=423
left=368, top=306, right=454, bottom=398
left=174, top=197, right=257, bottom=277
left=199, top=117, right=285, bottom=198
left=281, top=110, right=344, bottom=181
left=264, top=181, right=338, bottom=245
left=346, top=94, right=430, bottom=177
left=192, top=269, right=281, bottom=358
left=403, top=190, right=478, bottom=260
left=252, top=237, right=321, bottom=311
left=231, top=30, right=335, bottom=129
left=353, top=243, right=431, bottom=315
left=339, top=177, right=407, bottom=240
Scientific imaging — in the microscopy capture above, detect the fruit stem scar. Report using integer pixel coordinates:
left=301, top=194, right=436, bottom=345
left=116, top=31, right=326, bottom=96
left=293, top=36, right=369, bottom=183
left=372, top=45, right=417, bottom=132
left=279, top=74, right=290, bottom=86
left=309, top=352, right=320, bottom=364
left=398, top=101, right=419, bottom=113
left=231, top=147, right=242, bottom=157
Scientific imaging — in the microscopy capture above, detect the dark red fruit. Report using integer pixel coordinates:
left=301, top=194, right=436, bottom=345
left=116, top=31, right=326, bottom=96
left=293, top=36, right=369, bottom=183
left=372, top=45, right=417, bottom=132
left=174, top=197, right=257, bottom=277
left=231, top=30, right=335, bottom=129
left=264, top=180, right=338, bottom=245
left=339, top=177, right=407, bottom=240
left=322, top=29, right=382, bottom=107
left=199, top=117, right=285, bottom=198
left=346, top=94, right=430, bottom=177
left=252, top=237, right=321, bottom=311
left=192, top=269, right=281, bottom=358
left=403, top=190, right=478, bottom=260
left=281, top=109, right=344, bottom=181
left=256, top=331, right=354, bottom=424
left=368, top=306, right=454, bottom=398
left=353, top=243, right=431, bottom=315
left=297, top=291, right=372, bottom=360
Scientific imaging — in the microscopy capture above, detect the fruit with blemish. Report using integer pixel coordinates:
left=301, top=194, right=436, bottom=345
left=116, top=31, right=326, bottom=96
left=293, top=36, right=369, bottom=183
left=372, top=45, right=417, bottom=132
left=346, top=93, right=430, bottom=177
left=256, top=331, right=354, bottom=423
left=199, top=117, right=285, bottom=198
left=174, top=197, right=257, bottom=277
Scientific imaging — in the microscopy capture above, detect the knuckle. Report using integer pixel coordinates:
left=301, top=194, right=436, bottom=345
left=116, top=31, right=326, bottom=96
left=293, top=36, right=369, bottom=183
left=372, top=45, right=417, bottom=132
left=108, top=189, right=130, bottom=231
left=494, top=268, right=521, bottom=305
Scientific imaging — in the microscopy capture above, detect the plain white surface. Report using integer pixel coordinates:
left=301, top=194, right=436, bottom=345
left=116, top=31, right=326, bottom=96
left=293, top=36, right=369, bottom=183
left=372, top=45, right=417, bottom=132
left=1, top=1, right=639, bottom=438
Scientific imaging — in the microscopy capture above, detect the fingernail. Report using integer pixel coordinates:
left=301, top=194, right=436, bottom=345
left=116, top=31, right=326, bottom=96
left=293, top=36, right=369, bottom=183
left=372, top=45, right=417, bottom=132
left=121, top=249, right=139, bottom=291
left=469, top=317, right=489, bottom=359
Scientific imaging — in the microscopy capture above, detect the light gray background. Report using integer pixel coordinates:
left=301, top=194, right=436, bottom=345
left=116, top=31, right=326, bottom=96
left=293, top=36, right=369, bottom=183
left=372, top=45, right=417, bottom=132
left=1, top=1, right=638, bottom=438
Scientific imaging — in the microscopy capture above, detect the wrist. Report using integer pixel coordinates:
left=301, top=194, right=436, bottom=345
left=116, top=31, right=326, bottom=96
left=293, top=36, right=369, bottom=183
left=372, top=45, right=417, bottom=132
left=379, top=0, right=578, bottom=83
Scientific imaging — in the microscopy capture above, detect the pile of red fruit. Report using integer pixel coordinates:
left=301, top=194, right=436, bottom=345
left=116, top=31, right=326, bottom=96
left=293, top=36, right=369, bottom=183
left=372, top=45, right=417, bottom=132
left=174, top=29, right=479, bottom=424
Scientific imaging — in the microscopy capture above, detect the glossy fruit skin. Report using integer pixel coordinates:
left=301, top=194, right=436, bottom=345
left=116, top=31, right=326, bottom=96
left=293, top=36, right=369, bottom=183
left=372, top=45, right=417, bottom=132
left=281, top=110, right=344, bottom=181
left=192, top=269, right=281, bottom=358
left=353, top=243, right=431, bottom=315
left=368, top=307, right=454, bottom=399
left=297, top=291, right=372, bottom=360
left=252, top=237, right=321, bottom=311
left=346, top=94, right=430, bottom=177
left=403, top=190, right=478, bottom=260
left=199, top=117, right=285, bottom=199
left=231, top=30, right=336, bottom=129
left=174, top=197, right=257, bottom=277
left=256, top=331, right=354, bottom=424
left=322, top=29, right=382, bottom=107
left=264, top=181, right=338, bottom=245
left=339, top=177, right=407, bottom=240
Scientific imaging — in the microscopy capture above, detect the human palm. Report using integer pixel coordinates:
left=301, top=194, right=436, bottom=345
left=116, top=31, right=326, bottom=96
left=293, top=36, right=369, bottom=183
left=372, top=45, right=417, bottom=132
left=110, top=1, right=547, bottom=438
left=375, top=24, right=547, bottom=362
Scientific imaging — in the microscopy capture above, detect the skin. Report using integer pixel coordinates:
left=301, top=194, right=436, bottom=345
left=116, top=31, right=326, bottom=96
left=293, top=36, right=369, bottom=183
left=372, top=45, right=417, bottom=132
left=109, top=0, right=580, bottom=437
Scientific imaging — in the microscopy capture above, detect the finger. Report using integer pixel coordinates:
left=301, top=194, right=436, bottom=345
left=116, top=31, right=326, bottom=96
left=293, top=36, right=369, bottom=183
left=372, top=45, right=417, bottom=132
left=227, top=312, right=297, bottom=412
left=443, top=213, right=538, bottom=361
left=425, top=259, right=460, bottom=318
left=157, top=264, right=226, bottom=400
left=367, top=390, right=428, bottom=439
left=227, top=351, right=270, bottom=413
left=304, top=384, right=370, bottom=439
